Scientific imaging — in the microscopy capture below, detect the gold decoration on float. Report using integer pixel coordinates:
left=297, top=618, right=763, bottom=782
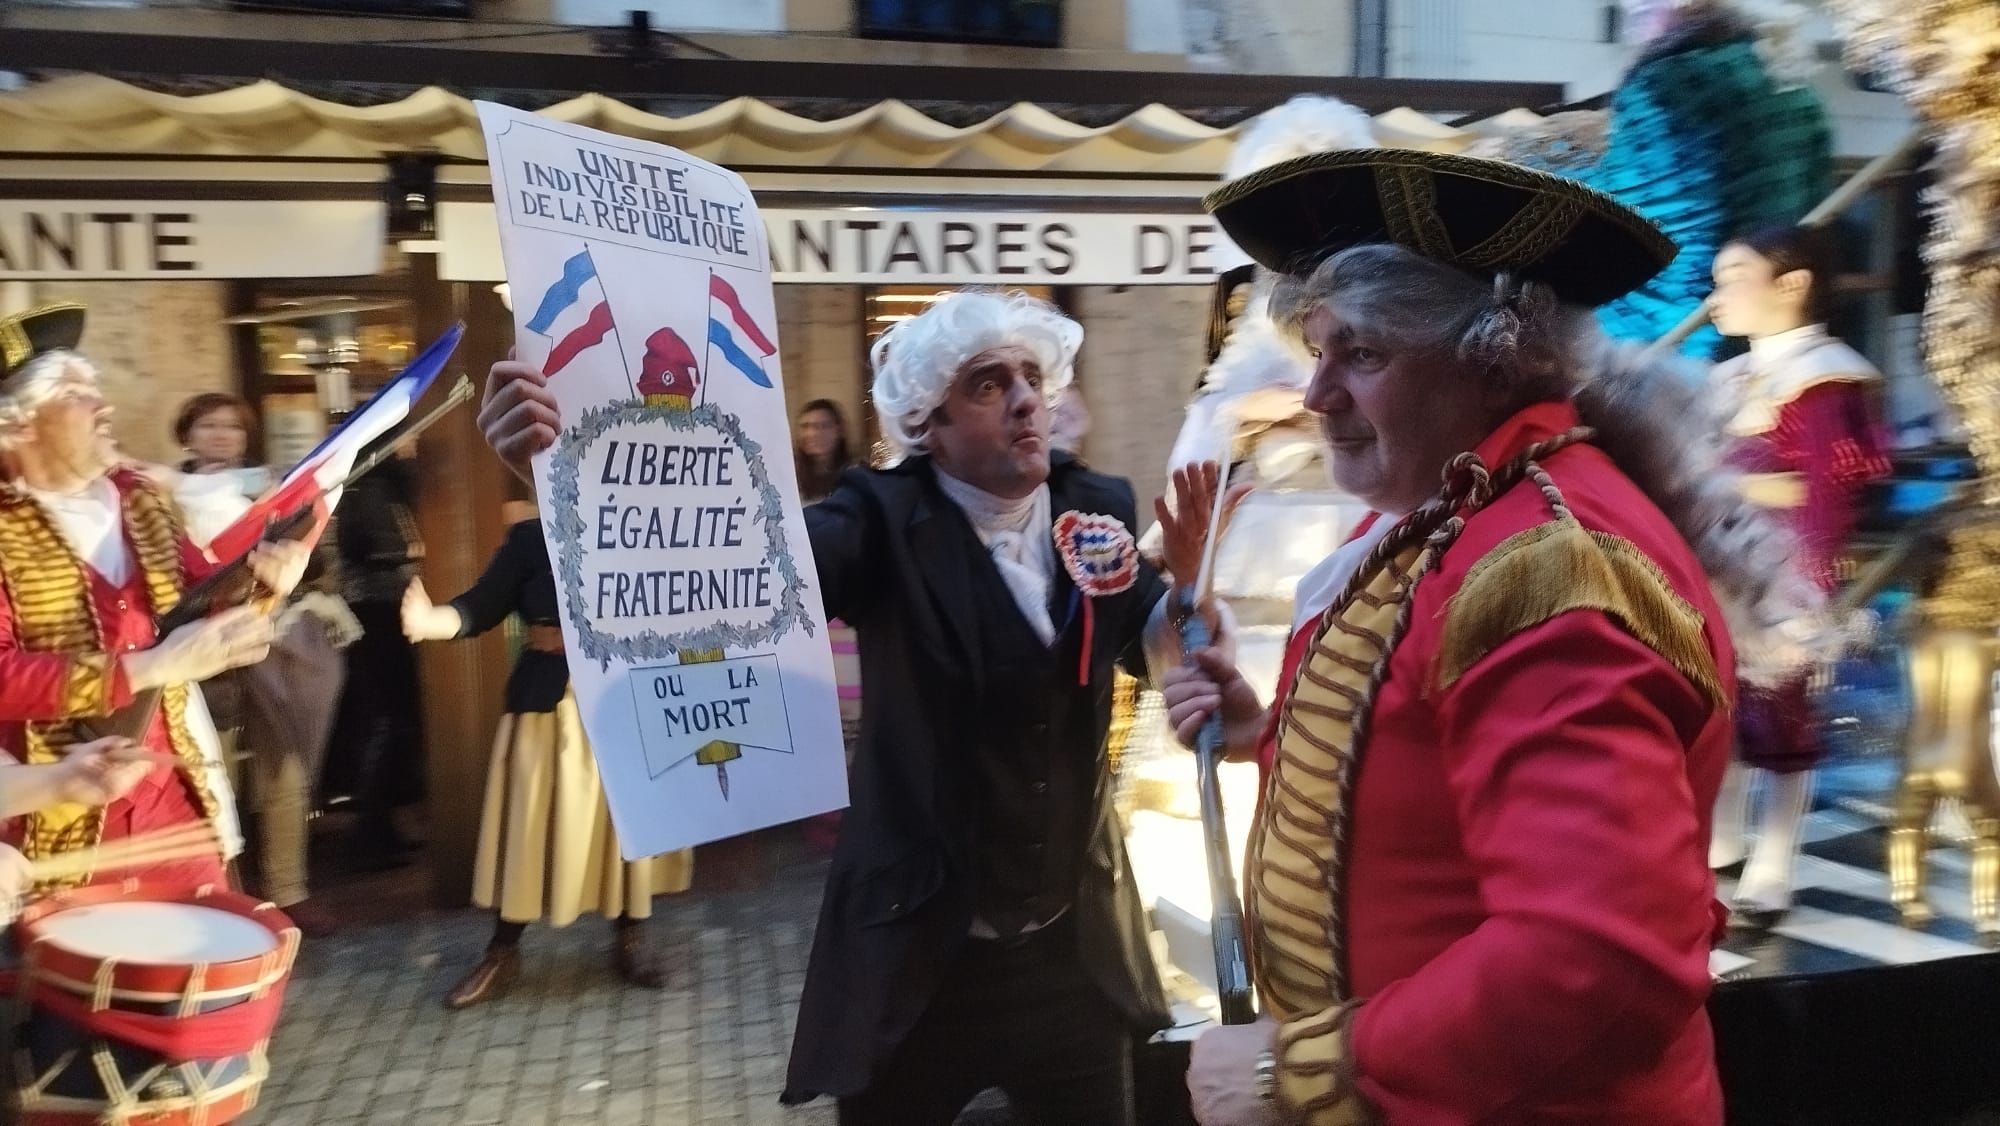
left=1825, top=0, right=2000, bottom=937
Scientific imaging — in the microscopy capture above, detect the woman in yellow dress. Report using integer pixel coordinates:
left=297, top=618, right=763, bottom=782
left=403, top=512, right=693, bottom=1008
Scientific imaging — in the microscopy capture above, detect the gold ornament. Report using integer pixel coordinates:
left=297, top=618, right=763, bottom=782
left=1827, top=0, right=2000, bottom=933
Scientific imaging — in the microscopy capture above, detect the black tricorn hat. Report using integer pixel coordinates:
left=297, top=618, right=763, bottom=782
left=0, top=303, right=86, bottom=386
left=1204, top=149, right=1676, bottom=308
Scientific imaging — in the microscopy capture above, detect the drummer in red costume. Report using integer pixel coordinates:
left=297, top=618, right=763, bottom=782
left=0, top=303, right=304, bottom=894
left=1162, top=151, right=1790, bottom=1124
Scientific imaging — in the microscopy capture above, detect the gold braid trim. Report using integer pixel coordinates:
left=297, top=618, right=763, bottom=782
left=1375, top=165, right=1453, bottom=261
left=0, top=493, right=104, bottom=860
left=1275, top=1001, right=1380, bottom=1126
left=1459, top=190, right=1584, bottom=273
left=59, top=652, right=117, bottom=717
left=1436, top=518, right=1727, bottom=709
left=0, top=317, right=30, bottom=375
left=1253, top=539, right=1423, bottom=1015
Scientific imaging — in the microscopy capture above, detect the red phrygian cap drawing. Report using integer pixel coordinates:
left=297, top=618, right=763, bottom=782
left=637, top=327, right=700, bottom=400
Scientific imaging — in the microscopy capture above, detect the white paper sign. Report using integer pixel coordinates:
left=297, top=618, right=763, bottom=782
left=476, top=102, right=847, bottom=858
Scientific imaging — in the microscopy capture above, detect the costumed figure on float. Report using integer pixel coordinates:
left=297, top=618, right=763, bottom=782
left=1471, top=0, right=1872, bottom=928
left=1472, top=0, right=1834, bottom=359
left=0, top=302, right=313, bottom=1124
left=1704, top=226, right=1892, bottom=924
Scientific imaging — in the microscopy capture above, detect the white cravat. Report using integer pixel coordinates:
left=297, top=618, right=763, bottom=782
left=27, top=476, right=132, bottom=587
left=1748, top=324, right=1826, bottom=366
left=1290, top=509, right=1403, bottom=634
left=933, top=466, right=1057, bottom=646
left=1726, top=325, right=1848, bottom=436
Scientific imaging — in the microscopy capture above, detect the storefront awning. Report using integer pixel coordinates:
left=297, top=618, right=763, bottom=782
left=0, top=75, right=1563, bottom=177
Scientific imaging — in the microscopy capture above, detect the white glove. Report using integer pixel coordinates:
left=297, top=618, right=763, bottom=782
left=124, top=606, right=275, bottom=691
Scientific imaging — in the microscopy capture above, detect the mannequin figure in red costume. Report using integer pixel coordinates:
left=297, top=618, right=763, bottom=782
left=1705, top=225, right=1891, bottom=924
left=0, top=303, right=306, bottom=893
left=1161, top=151, right=1813, bottom=1125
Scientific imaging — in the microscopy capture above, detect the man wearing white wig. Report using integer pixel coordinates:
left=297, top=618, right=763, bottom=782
left=0, top=303, right=307, bottom=897
left=481, top=288, right=1227, bottom=1124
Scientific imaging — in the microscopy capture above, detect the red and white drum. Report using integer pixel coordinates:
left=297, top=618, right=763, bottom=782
left=9, top=881, right=298, bottom=1126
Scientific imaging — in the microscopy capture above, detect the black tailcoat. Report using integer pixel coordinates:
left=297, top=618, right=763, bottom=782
left=781, top=452, right=1172, bottom=1103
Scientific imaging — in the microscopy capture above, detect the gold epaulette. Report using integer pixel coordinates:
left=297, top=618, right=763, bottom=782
left=1436, top=517, right=1726, bottom=709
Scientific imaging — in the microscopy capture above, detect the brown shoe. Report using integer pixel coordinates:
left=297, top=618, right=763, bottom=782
left=445, top=946, right=519, bottom=1010
left=280, top=899, right=341, bottom=939
left=613, top=928, right=664, bottom=989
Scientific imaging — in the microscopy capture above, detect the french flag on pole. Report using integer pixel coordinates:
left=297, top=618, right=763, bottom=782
left=707, top=273, right=776, bottom=388
left=204, top=323, right=463, bottom=566
left=527, top=249, right=616, bottom=377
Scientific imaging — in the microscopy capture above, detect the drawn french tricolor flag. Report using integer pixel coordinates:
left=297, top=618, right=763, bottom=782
left=527, top=249, right=616, bottom=377
left=706, top=273, right=776, bottom=389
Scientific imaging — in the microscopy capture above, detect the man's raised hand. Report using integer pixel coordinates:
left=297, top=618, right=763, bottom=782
left=479, top=357, right=562, bottom=480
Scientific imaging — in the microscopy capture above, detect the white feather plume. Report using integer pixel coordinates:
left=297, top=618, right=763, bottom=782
left=1225, top=95, right=1380, bottom=181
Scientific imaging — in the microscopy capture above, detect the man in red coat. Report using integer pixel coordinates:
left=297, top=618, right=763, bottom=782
left=1165, top=151, right=1752, bottom=1124
left=0, top=303, right=302, bottom=893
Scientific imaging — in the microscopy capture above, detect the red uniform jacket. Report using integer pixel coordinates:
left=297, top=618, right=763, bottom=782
left=0, top=470, right=226, bottom=890
left=1256, top=402, right=1733, bottom=1125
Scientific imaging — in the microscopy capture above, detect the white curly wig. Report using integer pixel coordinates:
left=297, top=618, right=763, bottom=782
left=869, top=289, right=1080, bottom=460
left=0, top=349, right=99, bottom=451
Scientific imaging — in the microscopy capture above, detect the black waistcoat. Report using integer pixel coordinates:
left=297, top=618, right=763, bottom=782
left=962, top=544, right=1096, bottom=935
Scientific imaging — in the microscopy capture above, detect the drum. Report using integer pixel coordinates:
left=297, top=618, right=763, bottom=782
left=8, top=881, right=297, bottom=1126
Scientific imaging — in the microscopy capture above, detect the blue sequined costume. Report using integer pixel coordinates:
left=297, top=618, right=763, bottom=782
left=1527, top=14, right=1834, bottom=358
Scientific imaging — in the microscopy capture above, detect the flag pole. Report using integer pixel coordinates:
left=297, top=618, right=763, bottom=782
left=591, top=246, right=638, bottom=399
left=699, top=268, right=715, bottom=409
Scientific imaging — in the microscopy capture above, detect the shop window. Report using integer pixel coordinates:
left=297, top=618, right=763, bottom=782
left=225, top=269, right=416, bottom=470
left=857, top=0, right=1062, bottom=46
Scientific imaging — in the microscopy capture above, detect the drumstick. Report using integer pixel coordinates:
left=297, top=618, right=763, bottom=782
left=27, top=838, right=220, bottom=884
left=30, top=824, right=220, bottom=873
left=25, top=824, right=222, bottom=884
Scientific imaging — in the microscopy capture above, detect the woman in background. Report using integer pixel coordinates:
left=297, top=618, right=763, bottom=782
left=403, top=509, right=693, bottom=1009
left=158, top=393, right=351, bottom=935
left=174, top=393, right=271, bottom=501
left=794, top=399, right=854, bottom=504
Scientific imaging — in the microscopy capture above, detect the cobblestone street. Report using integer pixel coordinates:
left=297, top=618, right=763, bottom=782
left=241, top=844, right=839, bottom=1126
